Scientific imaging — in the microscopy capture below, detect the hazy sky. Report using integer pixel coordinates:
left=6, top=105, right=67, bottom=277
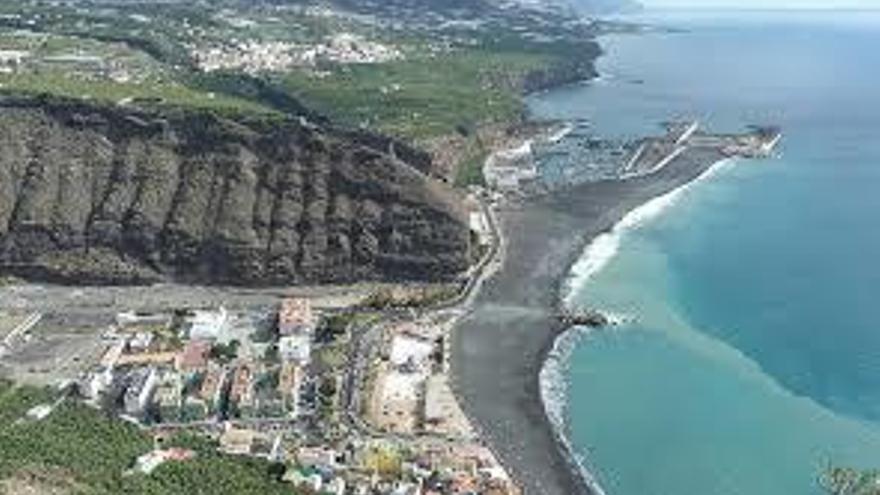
left=641, top=0, right=880, bottom=8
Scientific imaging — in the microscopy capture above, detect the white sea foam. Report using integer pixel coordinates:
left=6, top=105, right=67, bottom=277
left=540, top=324, right=609, bottom=495
left=563, top=157, right=735, bottom=308
left=546, top=122, right=575, bottom=144
left=539, top=157, right=737, bottom=495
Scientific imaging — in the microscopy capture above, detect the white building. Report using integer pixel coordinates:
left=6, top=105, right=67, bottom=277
left=279, top=335, right=312, bottom=364
left=188, top=307, right=228, bottom=340
left=83, top=370, right=112, bottom=401
left=123, top=367, right=158, bottom=416
left=389, top=335, right=434, bottom=370
left=129, top=331, right=154, bottom=352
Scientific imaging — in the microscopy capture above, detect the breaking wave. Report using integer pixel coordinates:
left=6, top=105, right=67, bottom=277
left=563, top=158, right=735, bottom=308
left=540, top=157, right=737, bottom=495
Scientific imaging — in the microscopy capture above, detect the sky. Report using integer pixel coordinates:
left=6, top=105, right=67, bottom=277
left=639, top=0, right=880, bottom=8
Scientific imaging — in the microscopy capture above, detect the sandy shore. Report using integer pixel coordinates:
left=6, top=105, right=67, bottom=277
left=450, top=145, right=726, bottom=494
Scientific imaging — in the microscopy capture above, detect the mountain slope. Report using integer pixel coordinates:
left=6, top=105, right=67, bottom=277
left=0, top=97, right=471, bottom=285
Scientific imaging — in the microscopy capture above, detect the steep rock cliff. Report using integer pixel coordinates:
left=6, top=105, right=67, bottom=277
left=0, top=97, right=471, bottom=285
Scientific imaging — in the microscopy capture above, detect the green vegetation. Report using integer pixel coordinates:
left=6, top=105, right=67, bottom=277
left=0, top=385, right=296, bottom=494
left=821, top=466, right=880, bottom=495
left=362, top=284, right=462, bottom=309
left=209, top=340, right=241, bottom=363
left=0, top=0, right=599, bottom=186
left=455, top=141, right=490, bottom=187
left=0, top=73, right=277, bottom=116
left=0, top=381, right=53, bottom=427
left=282, top=50, right=547, bottom=141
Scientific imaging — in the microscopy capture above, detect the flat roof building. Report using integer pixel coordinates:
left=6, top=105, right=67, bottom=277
left=279, top=334, right=312, bottom=364
left=123, top=367, right=158, bottom=417
left=278, top=298, right=316, bottom=336
left=188, top=307, right=228, bottom=341
left=175, top=340, right=211, bottom=373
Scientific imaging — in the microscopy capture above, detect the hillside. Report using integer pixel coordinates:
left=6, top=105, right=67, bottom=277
left=0, top=97, right=471, bottom=286
left=0, top=0, right=602, bottom=286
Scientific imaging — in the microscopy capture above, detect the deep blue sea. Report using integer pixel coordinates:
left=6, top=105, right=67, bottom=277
left=528, top=10, right=880, bottom=495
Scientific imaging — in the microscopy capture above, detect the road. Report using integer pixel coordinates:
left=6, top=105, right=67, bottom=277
left=0, top=312, right=41, bottom=357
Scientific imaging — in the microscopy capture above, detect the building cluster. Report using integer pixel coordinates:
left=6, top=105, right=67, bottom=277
left=79, top=298, right=319, bottom=426
left=73, top=295, right=520, bottom=494
left=484, top=139, right=539, bottom=193
left=280, top=437, right=519, bottom=495
left=192, top=33, right=403, bottom=74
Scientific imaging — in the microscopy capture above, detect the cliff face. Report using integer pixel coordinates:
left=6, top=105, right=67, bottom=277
left=0, top=97, right=471, bottom=285
left=520, top=45, right=601, bottom=94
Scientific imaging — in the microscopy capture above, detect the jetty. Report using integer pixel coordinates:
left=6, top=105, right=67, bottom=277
left=623, top=121, right=782, bottom=176
left=555, top=309, right=609, bottom=328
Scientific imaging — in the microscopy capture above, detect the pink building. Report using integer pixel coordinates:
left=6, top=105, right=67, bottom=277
left=277, top=298, right=316, bottom=336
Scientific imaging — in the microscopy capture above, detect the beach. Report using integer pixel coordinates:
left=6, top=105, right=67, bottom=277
left=450, top=145, right=725, bottom=494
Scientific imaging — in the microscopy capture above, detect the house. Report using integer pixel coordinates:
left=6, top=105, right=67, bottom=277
left=219, top=427, right=257, bottom=456
left=175, top=340, right=211, bottom=373
left=123, top=367, right=158, bottom=417
left=132, top=448, right=195, bottom=474
left=154, top=372, right=183, bottom=422
left=296, top=446, right=340, bottom=471
left=128, top=331, right=154, bottom=353
left=279, top=335, right=312, bottom=364
left=389, top=334, right=434, bottom=371
left=198, top=365, right=227, bottom=416
left=229, top=364, right=256, bottom=418
left=218, top=426, right=272, bottom=457
left=82, top=369, right=112, bottom=401
left=277, top=298, right=316, bottom=336
left=278, top=362, right=303, bottom=417
left=188, top=307, right=228, bottom=340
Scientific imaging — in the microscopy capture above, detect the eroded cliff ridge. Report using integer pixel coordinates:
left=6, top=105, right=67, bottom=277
left=0, top=97, right=471, bottom=285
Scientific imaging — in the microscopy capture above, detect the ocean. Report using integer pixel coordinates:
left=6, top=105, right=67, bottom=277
left=528, top=10, right=880, bottom=495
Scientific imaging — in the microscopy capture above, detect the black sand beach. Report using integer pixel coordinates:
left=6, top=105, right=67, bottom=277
left=450, top=146, right=726, bottom=495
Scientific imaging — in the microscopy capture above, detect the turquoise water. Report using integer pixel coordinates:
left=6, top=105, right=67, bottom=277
left=529, top=10, right=880, bottom=495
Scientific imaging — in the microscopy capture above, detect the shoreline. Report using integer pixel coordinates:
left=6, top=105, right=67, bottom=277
left=538, top=156, right=736, bottom=495
left=450, top=143, right=728, bottom=494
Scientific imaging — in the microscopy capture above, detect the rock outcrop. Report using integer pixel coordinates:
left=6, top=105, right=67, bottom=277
left=0, top=96, right=471, bottom=285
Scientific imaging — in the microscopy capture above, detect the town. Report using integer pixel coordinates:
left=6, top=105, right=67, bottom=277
left=0, top=289, right=517, bottom=494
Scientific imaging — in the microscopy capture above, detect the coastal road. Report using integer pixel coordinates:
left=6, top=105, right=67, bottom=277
left=451, top=146, right=726, bottom=495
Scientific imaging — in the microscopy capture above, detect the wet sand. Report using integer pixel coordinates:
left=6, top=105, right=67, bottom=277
left=450, top=146, right=726, bottom=494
